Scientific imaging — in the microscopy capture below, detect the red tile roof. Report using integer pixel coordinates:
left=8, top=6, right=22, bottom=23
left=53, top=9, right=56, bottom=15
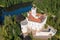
left=28, top=12, right=45, bottom=23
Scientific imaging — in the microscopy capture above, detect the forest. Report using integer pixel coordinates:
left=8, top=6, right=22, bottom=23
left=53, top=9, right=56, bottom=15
left=0, top=0, right=60, bottom=40
left=0, top=0, right=32, bottom=7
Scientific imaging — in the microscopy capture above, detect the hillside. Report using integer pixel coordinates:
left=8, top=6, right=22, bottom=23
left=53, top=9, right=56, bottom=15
left=33, top=0, right=60, bottom=40
left=0, top=0, right=60, bottom=40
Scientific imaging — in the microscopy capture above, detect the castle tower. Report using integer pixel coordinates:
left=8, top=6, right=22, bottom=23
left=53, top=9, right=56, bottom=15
left=31, top=4, right=36, bottom=17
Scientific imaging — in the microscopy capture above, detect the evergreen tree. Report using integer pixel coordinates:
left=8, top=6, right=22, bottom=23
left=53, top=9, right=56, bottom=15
left=1, top=15, right=21, bottom=40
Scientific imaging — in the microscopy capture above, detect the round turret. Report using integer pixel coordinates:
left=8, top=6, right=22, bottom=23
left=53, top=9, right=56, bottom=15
left=31, top=4, right=36, bottom=17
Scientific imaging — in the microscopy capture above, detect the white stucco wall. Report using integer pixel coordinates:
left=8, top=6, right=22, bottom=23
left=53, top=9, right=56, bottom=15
left=21, top=25, right=28, bottom=33
left=31, top=7, right=36, bottom=17
left=20, top=16, right=56, bottom=37
left=36, top=32, right=50, bottom=36
left=28, top=16, right=47, bottom=31
left=35, top=25, right=57, bottom=37
left=20, top=19, right=28, bottom=33
left=20, top=16, right=47, bottom=35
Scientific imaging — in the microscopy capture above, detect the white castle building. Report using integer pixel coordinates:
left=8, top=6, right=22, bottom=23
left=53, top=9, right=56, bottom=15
left=20, top=6, right=57, bottom=38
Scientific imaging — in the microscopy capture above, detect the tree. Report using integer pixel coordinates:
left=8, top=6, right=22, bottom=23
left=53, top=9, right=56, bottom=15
left=1, top=15, right=21, bottom=40
left=33, top=0, right=60, bottom=39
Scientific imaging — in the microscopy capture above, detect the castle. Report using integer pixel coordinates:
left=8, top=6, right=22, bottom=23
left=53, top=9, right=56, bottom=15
left=20, top=6, right=57, bottom=39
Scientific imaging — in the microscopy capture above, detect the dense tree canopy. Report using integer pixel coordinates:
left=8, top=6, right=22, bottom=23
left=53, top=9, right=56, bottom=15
left=33, top=0, right=60, bottom=39
left=0, top=0, right=33, bottom=7
left=0, top=0, right=60, bottom=40
left=0, top=15, right=21, bottom=40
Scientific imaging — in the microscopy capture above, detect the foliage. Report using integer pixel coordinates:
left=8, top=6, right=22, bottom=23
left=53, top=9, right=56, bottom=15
left=0, top=0, right=60, bottom=40
left=22, top=12, right=27, bottom=17
left=0, top=15, right=21, bottom=40
left=0, top=0, right=33, bottom=7
left=33, top=0, right=60, bottom=39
